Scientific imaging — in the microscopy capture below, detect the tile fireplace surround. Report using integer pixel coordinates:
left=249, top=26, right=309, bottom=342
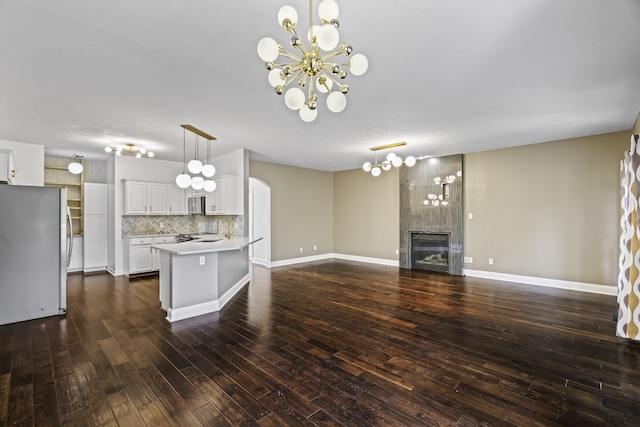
left=399, top=154, right=463, bottom=275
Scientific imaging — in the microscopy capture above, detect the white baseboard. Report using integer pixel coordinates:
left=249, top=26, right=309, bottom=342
left=165, top=273, right=251, bottom=322
left=269, top=253, right=398, bottom=268
left=332, top=253, right=399, bottom=267
left=255, top=255, right=617, bottom=297
left=270, top=253, right=333, bottom=267
left=463, top=269, right=617, bottom=296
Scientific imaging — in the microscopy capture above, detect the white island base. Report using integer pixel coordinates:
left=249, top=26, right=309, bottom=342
left=153, top=236, right=260, bottom=322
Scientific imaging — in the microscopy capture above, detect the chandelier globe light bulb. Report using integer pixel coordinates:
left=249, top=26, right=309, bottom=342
left=203, top=180, right=217, bottom=192
left=257, top=37, right=280, bottom=62
left=176, top=174, right=191, bottom=189
left=299, top=104, right=318, bottom=122
left=191, top=176, right=205, bottom=190
left=318, top=0, right=339, bottom=20
left=285, top=88, right=305, bottom=110
left=348, top=53, right=368, bottom=76
left=405, top=156, right=416, bottom=167
left=363, top=162, right=372, bottom=172
left=188, top=159, right=203, bottom=174
left=277, top=5, right=298, bottom=26
left=202, top=164, right=216, bottom=178
left=392, top=156, right=403, bottom=167
left=371, top=166, right=381, bottom=177
left=326, top=91, right=347, bottom=113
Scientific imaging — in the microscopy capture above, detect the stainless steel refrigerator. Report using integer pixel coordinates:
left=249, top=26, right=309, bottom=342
left=0, top=185, right=72, bottom=325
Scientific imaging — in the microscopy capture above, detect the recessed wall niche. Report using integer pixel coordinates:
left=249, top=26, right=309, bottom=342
left=399, top=154, right=463, bottom=275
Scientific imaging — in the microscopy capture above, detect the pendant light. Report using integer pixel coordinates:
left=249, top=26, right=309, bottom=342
left=67, top=155, right=83, bottom=174
left=187, top=134, right=203, bottom=174
left=175, top=128, right=192, bottom=189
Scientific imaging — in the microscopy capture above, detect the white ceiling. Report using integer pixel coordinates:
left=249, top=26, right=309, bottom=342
left=1, top=0, right=639, bottom=172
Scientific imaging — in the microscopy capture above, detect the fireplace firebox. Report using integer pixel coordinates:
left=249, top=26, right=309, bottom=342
left=410, top=232, right=450, bottom=273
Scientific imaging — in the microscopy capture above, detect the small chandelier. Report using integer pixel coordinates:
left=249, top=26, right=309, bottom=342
left=105, top=143, right=154, bottom=158
left=363, top=142, right=416, bottom=177
left=175, top=125, right=217, bottom=192
left=67, top=155, right=83, bottom=175
left=257, top=0, right=369, bottom=122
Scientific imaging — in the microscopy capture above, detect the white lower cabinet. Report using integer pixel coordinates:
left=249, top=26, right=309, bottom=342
left=125, top=235, right=175, bottom=277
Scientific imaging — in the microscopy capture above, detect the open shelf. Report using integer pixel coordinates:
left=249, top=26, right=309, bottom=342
left=44, top=160, right=84, bottom=236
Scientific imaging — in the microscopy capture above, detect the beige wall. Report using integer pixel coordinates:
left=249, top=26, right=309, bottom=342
left=250, top=130, right=629, bottom=286
left=633, top=111, right=640, bottom=135
left=249, top=160, right=333, bottom=261
left=333, top=168, right=399, bottom=260
left=464, top=131, right=629, bottom=286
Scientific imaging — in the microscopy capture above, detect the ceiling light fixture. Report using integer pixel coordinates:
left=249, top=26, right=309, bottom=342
left=67, top=155, right=84, bottom=175
left=176, top=125, right=217, bottom=192
left=257, top=0, right=368, bottom=122
left=105, top=143, right=154, bottom=158
left=363, top=142, right=416, bottom=177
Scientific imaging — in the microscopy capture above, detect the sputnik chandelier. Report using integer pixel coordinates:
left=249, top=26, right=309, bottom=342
left=363, top=142, right=416, bottom=177
left=105, top=143, right=154, bottom=158
left=175, top=125, right=217, bottom=192
left=257, top=0, right=369, bottom=122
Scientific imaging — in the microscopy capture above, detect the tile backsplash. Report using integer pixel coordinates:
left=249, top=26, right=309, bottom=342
left=122, top=215, right=244, bottom=236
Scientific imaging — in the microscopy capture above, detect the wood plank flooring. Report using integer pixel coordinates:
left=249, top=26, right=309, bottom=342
left=1, top=260, right=639, bottom=426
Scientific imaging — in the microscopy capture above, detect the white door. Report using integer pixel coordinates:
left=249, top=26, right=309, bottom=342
left=249, top=177, right=271, bottom=266
left=125, top=181, right=146, bottom=214
left=147, top=183, right=166, bottom=214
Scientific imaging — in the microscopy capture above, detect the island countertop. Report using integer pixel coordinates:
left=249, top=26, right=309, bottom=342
left=152, top=235, right=262, bottom=255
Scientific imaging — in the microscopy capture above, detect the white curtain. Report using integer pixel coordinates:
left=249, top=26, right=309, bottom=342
left=617, top=134, right=640, bottom=340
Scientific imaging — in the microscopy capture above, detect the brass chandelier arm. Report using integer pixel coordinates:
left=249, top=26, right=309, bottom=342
left=279, top=50, right=301, bottom=61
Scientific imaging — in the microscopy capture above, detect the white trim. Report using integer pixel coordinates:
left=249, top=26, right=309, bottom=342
left=218, top=273, right=251, bottom=308
left=270, top=253, right=399, bottom=268
left=332, top=253, right=399, bottom=267
left=463, top=269, right=617, bottom=296
left=165, top=272, right=251, bottom=322
left=250, top=257, right=271, bottom=268
left=270, top=253, right=333, bottom=267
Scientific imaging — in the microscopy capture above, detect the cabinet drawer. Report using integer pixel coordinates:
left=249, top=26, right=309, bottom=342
left=153, top=236, right=175, bottom=244
left=130, top=237, right=153, bottom=245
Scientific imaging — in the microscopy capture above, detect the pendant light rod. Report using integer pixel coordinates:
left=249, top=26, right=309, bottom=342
left=180, top=124, right=217, bottom=141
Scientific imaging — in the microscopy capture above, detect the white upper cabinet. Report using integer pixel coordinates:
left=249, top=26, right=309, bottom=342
left=146, top=182, right=166, bottom=214
left=0, top=149, right=16, bottom=184
left=123, top=181, right=166, bottom=215
left=167, top=184, right=187, bottom=215
left=84, top=183, right=107, bottom=214
left=205, top=175, right=243, bottom=215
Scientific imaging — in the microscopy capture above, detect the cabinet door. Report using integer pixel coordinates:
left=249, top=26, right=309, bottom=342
left=167, top=185, right=187, bottom=215
left=147, top=183, right=166, bottom=214
left=130, top=245, right=152, bottom=273
left=205, top=182, right=224, bottom=215
left=84, top=183, right=107, bottom=215
left=84, top=215, right=107, bottom=270
left=125, top=181, right=147, bottom=214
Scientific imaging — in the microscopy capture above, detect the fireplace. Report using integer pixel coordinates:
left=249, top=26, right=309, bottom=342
left=410, top=232, right=450, bottom=273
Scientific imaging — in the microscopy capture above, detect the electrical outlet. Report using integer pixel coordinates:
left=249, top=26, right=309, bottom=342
left=395, top=249, right=399, bottom=255
left=314, top=245, right=317, bottom=251
left=464, top=257, right=469, bottom=263
left=199, top=256, right=205, bottom=265
left=489, top=258, right=494, bottom=265
left=159, top=222, right=164, bottom=229
left=468, top=257, right=473, bottom=264
left=233, top=222, right=239, bottom=229
left=468, top=213, right=473, bottom=220
left=300, top=247, right=303, bottom=253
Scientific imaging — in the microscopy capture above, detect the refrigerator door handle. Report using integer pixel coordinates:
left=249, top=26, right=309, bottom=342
left=66, top=206, right=73, bottom=267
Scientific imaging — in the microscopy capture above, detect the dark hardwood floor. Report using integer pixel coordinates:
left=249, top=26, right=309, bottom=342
left=1, top=260, right=639, bottom=426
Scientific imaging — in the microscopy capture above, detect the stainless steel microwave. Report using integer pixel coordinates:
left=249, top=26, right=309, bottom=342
left=187, top=196, right=206, bottom=214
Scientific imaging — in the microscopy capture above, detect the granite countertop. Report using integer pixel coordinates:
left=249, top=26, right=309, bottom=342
left=151, top=236, right=262, bottom=255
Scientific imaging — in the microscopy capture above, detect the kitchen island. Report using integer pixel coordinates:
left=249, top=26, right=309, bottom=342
left=152, top=235, right=262, bottom=322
